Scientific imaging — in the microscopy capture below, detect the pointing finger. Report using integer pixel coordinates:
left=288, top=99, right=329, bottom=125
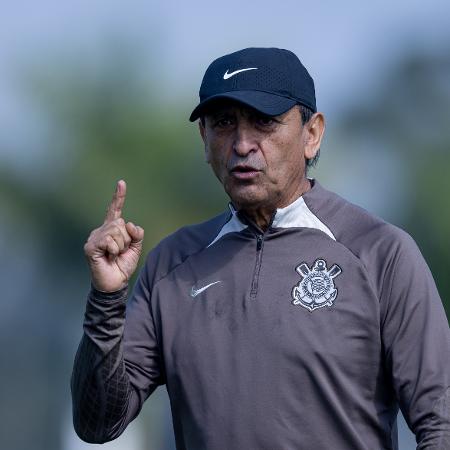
left=105, top=180, right=127, bottom=223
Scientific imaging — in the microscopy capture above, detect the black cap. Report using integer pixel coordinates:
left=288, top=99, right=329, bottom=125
left=189, top=47, right=316, bottom=122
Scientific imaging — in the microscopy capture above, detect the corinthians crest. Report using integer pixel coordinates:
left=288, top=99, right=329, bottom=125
left=292, top=259, right=342, bottom=311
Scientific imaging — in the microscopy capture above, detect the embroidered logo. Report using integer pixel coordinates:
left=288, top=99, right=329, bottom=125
left=190, top=281, right=221, bottom=298
left=223, top=67, right=258, bottom=79
left=292, top=259, right=342, bottom=311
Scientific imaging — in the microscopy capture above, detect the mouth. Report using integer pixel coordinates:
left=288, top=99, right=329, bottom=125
left=230, top=165, right=261, bottom=180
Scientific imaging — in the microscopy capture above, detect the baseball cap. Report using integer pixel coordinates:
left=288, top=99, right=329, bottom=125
left=189, top=47, right=316, bottom=122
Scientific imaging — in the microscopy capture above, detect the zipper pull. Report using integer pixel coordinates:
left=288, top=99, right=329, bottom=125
left=256, top=235, right=263, bottom=251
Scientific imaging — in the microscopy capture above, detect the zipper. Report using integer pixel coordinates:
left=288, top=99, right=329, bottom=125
left=237, top=209, right=275, bottom=301
left=250, top=233, right=264, bottom=299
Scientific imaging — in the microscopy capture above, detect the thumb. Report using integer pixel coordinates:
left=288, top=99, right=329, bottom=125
left=126, top=222, right=144, bottom=244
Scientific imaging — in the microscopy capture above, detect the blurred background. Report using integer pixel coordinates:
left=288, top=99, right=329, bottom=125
left=1, top=1, right=449, bottom=449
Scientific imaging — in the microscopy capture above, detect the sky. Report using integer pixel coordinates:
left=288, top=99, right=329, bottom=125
left=1, top=0, right=450, bottom=123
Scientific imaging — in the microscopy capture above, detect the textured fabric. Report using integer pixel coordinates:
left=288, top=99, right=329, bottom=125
left=71, top=288, right=140, bottom=443
left=71, top=178, right=450, bottom=449
left=189, top=47, right=316, bottom=121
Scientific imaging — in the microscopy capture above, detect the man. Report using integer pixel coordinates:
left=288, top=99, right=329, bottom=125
left=71, top=47, right=450, bottom=449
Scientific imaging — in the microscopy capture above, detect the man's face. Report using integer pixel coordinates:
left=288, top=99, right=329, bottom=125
left=199, top=101, right=321, bottom=212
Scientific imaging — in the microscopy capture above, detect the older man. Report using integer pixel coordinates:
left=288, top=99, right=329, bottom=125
left=72, top=48, right=450, bottom=449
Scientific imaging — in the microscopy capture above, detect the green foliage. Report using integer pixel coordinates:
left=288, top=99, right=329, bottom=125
left=2, top=52, right=227, bottom=265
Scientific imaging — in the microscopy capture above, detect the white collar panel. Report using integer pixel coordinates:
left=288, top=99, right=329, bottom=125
left=207, top=185, right=336, bottom=247
left=207, top=206, right=247, bottom=248
left=271, top=195, right=336, bottom=240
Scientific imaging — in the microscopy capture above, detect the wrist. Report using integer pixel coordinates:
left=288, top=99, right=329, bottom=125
left=90, top=283, right=128, bottom=302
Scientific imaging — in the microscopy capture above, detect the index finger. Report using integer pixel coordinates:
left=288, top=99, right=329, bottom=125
left=104, top=179, right=127, bottom=223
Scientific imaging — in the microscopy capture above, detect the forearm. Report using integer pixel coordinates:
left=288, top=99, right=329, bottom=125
left=415, top=387, right=450, bottom=450
left=71, top=287, right=138, bottom=443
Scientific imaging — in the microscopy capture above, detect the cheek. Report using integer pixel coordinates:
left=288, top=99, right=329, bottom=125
left=288, top=144, right=305, bottom=167
left=268, top=137, right=303, bottom=169
left=207, top=146, right=228, bottom=180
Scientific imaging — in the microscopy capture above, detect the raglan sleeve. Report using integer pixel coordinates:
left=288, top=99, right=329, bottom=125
left=380, top=230, right=450, bottom=449
left=71, top=250, right=165, bottom=443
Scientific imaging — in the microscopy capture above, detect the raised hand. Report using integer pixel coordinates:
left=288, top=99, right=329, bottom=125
left=84, top=180, right=145, bottom=293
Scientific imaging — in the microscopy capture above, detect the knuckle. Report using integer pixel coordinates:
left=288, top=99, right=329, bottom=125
left=87, top=228, right=97, bottom=240
left=93, top=225, right=105, bottom=237
left=104, top=225, right=118, bottom=237
left=100, top=223, right=111, bottom=234
left=108, top=242, right=119, bottom=254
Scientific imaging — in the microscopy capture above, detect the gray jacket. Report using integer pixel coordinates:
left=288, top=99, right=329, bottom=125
left=71, top=179, right=450, bottom=449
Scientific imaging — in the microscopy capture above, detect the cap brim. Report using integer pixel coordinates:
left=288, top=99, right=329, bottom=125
left=189, top=90, right=297, bottom=122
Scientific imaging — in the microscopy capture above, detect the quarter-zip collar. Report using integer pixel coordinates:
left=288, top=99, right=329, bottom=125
left=207, top=178, right=336, bottom=247
left=271, top=184, right=336, bottom=240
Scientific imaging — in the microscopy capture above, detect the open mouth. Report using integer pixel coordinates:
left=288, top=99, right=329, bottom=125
left=230, top=166, right=260, bottom=179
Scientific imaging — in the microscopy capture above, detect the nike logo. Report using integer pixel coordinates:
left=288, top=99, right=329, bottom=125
left=223, top=67, right=258, bottom=80
left=190, top=281, right=221, bottom=298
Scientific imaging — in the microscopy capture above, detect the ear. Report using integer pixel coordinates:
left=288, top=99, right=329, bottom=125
left=303, top=112, right=325, bottom=161
left=198, top=120, right=211, bottom=163
left=199, top=119, right=206, bottom=142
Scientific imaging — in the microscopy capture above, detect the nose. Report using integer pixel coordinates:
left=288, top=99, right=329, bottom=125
left=232, top=121, right=258, bottom=156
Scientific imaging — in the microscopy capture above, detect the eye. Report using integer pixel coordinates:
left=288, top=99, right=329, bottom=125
left=213, top=117, right=234, bottom=128
left=257, top=116, right=274, bottom=126
left=254, top=113, right=280, bottom=128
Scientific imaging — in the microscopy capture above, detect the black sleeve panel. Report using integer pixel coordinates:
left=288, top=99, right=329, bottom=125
left=380, top=231, right=450, bottom=449
left=71, top=287, right=142, bottom=444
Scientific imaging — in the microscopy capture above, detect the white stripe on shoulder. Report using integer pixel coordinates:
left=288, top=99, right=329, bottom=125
left=271, top=195, right=336, bottom=240
left=207, top=207, right=247, bottom=248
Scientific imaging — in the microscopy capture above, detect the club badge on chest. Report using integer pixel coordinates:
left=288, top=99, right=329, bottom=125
left=292, top=259, right=342, bottom=312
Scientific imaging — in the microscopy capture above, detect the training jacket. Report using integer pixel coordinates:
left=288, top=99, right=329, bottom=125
left=71, top=178, right=450, bottom=450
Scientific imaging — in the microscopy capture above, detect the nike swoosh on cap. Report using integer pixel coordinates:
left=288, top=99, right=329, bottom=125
left=223, top=67, right=258, bottom=80
left=191, top=281, right=222, bottom=298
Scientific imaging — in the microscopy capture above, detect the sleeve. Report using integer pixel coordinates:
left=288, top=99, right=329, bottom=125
left=71, top=255, right=165, bottom=444
left=380, top=231, right=450, bottom=449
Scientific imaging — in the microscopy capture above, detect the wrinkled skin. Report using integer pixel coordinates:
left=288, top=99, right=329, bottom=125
left=84, top=180, right=145, bottom=292
left=199, top=101, right=325, bottom=230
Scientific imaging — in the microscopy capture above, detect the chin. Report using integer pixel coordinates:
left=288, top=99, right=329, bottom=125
left=224, top=178, right=278, bottom=210
left=227, top=189, right=268, bottom=210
